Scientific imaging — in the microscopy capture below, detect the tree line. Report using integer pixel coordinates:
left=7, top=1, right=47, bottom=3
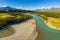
left=0, top=13, right=32, bottom=30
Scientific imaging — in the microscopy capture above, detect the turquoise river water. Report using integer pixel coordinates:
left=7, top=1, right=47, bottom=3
left=32, top=14, right=60, bottom=40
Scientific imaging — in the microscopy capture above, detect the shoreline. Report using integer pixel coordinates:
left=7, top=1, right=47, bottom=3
left=0, top=19, right=38, bottom=40
left=45, top=21, right=60, bottom=30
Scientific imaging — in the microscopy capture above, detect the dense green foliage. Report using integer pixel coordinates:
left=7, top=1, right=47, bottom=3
left=0, top=13, right=32, bottom=29
left=34, top=12, right=60, bottom=18
left=33, top=12, right=60, bottom=21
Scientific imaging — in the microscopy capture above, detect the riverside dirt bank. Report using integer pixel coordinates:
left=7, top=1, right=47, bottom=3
left=0, top=19, right=38, bottom=40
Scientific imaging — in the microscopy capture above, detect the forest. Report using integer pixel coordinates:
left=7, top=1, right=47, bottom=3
left=33, top=12, right=60, bottom=21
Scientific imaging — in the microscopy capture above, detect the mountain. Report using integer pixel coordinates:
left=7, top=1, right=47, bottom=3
left=0, top=6, right=60, bottom=12
left=0, top=6, right=34, bottom=13
left=35, top=8, right=60, bottom=12
left=50, top=8, right=60, bottom=12
left=0, top=6, right=15, bottom=10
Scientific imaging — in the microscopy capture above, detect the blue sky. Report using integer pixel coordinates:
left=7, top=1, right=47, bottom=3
left=0, top=0, right=60, bottom=10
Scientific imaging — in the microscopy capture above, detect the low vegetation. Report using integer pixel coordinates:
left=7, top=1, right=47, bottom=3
left=33, top=12, right=60, bottom=29
left=0, top=13, right=32, bottom=29
left=33, top=12, right=60, bottom=21
left=47, top=17, right=60, bottom=29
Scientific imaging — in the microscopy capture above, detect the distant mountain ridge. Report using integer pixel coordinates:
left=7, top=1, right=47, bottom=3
left=0, top=6, right=34, bottom=13
left=35, top=8, right=60, bottom=12
left=1, top=6, right=60, bottom=12
left=0, top=6, right=16, bottom=10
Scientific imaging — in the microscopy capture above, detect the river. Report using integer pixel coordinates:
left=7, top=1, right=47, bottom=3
left=32, top=14, right=60, bottom=40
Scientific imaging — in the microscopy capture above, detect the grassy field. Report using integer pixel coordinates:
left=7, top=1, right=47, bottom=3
left=47, top=17, right=60, bottom=29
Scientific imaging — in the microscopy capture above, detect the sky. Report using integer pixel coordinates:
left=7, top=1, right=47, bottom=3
left=0, top=0, right=60, bottom=10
